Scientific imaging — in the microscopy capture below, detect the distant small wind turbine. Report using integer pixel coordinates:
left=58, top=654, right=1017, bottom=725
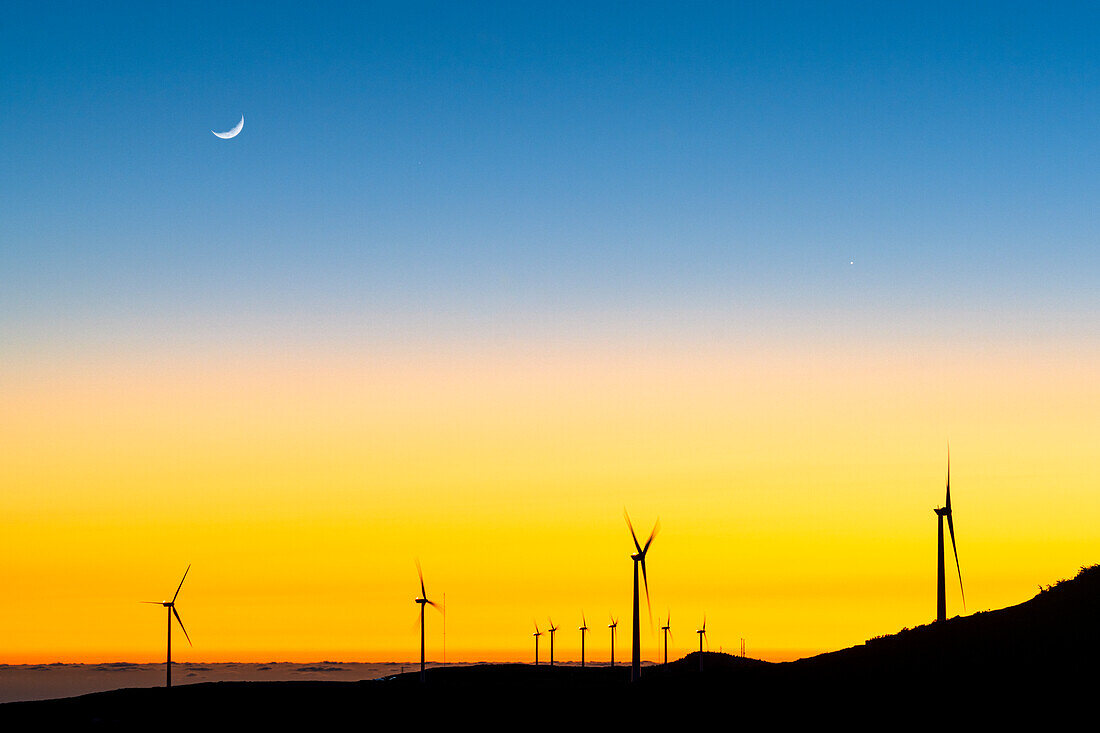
left=579, top=613, right=589, bottom=668
left=608, top=615, right=618, bottom=667
left=140, top=565, right=192, bottom=688
left=696, top=615, right=707, bottom=672
left=533, top=622, right=542, bottom=665
left=660, top=612, right=672, bottom=665
left=625, top=510, right=659, bottom=682
left=934, top=447, right=965, bottom=622
left=414, top=560, right=441, bottom=683
left=548, top=619, right=558, bottom=666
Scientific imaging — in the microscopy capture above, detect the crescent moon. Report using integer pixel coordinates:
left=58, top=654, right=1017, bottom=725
left=212, top=115, right=244, bottom=139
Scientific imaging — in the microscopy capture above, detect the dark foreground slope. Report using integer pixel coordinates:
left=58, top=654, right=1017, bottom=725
left=5, top=566, right=1098, bottom=727
left=655, top=564, right=1100, bottom=717
left=784, top=563, right=1100, bottom=688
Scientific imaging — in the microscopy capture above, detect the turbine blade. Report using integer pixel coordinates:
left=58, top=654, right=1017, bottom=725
left=172, top=607, right=192, bottom=646
left=643, top=519, right=660, bottom=554
left=172, top=564, right=190, bottom=604
left=139, top=601, right=162, bottom=604
left=416, top=559, right=427, bottom=599
left=427, top=599, right=442, bottom=613
left=640, top=559, right=653, bottom=628
left=945, top=453, right=952, bottom=514
left=947, top=513, right=965, bottom=610
left=624, top=510, right=642, bottom=554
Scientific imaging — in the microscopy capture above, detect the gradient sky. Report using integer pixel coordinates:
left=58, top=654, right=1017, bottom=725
left=2, top=2, right=1099, bottom=663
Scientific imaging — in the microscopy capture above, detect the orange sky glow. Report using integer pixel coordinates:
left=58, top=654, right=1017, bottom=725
left=2, top=334, right=1097, bottom=664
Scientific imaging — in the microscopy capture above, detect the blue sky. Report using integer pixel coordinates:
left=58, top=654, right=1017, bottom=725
left=3, top=2, right=1099, bottom=351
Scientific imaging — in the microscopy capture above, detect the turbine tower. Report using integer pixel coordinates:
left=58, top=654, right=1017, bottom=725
left=533, top=622, right=542, bottom=665
left=625, top=511, right=659, bottom=682
left=696, top=615, right=707, bottom=672
left=547, top=619, right=558, bottom=666
left=660, top=612, right=672, bottom=665
left=934, top=448, right=965, bottom=622
left=414, top=560, right=440, bottom=683
left=140, top=565, right=192, bottom=688
left=608, top=615, right=618, bottom=667
left=579, top=613, right=589, bottom=668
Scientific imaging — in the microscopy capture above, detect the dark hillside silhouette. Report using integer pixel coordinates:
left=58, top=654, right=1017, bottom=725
left=5, top=565, right=1098, bottom=726
left=784, top=563, right=1100, bottom=688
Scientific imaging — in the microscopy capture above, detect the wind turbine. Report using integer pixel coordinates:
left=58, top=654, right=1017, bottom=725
left=696, top=615, right=707, bottom=672
left=660, top=612, right=672, bottom=665
left=625, top=511, right=659, bottom=682
left=533, top=622, right=542, bottom=665
left=934, top=448, right=965, bottom=622
left=140, top=565, right=192, bottom=688
left=414, top=560, right=441, bottom=683
left=548, top=619, right=559, bottom=666
left=608, top=615, right=618, bottom=667
left=579, top=613, right=589, bottom=668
